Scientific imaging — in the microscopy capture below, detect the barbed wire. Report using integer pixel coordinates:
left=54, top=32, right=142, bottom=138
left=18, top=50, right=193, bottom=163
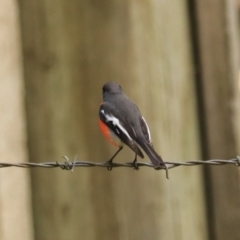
left=0, top=156, right=239, bottom=172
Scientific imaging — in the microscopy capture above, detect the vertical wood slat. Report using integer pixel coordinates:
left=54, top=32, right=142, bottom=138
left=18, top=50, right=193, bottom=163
left=193, top=0, right=240, bottom=239
left=0, top=1, right=34, bottom=240
left=19, top=0, right=207, bottom=239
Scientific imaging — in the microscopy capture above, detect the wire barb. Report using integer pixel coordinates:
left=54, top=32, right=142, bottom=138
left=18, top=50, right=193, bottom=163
left=236, top=156, right=240, bottom=166
left=71, top=156, right=78, bottom=173
left=56, top=156, right=72, bottom=170
left=0, top=156, right=239, bottom=171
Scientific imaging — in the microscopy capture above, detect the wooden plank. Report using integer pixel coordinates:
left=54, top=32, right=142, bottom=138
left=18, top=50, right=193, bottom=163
left=19, top=0, right=207, bottom=239
left=193, top=0, right=240, bottom=239
left=0, top=1, right=34, bottom=240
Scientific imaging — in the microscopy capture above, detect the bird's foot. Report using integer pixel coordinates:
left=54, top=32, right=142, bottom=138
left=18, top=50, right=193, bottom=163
left=106, top=159, right=113, bottom=171
left=132, top=158, right=139, bottom=170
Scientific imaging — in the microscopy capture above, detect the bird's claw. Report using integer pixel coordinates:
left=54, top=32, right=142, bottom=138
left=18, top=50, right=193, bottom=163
left=132, top=159, right=139, bottom=170
left=106, top=159, right=113, bottom=171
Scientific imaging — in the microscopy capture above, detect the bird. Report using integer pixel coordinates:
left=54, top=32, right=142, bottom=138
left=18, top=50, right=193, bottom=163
left=99, top=82, right=168, bottom=178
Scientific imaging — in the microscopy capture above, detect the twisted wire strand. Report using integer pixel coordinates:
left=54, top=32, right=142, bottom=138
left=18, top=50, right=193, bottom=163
left=0, top=156, right=239, bottom=171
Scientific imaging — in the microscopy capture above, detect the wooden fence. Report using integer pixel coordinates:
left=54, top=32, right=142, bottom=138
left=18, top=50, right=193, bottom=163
left=0, top=0, right=239, bottom=239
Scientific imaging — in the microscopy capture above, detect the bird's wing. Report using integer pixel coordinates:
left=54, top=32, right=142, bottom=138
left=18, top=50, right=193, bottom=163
left=99, top=102, right=144, bottom=158
left=140, top=116, right=152, bottom=145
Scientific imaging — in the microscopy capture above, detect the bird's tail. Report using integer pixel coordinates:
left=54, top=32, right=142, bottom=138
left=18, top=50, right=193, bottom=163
left=138, top=139, right=168, bottom=178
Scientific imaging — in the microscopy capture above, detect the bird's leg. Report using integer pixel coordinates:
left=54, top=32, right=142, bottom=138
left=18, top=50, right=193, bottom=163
left=106, top=146, right=123, bottom=171
left=132, top=153, right=139, bottom=170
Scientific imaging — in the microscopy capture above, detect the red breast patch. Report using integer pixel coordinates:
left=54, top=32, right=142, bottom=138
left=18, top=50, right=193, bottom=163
left=99, top=119, right=120, bottom=147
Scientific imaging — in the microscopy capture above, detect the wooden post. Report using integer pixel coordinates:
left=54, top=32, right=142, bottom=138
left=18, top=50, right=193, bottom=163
left=0, top=0, right=33, bottom=239
left=193, top=0, right=240, bottom=239
left=19, top=0, right=207, bottom=239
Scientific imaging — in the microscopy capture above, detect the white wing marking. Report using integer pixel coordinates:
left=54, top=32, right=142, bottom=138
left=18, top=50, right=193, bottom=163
left=101, top=110, right=133, bottom=140
left=142, top=116, right=151, bottom=142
